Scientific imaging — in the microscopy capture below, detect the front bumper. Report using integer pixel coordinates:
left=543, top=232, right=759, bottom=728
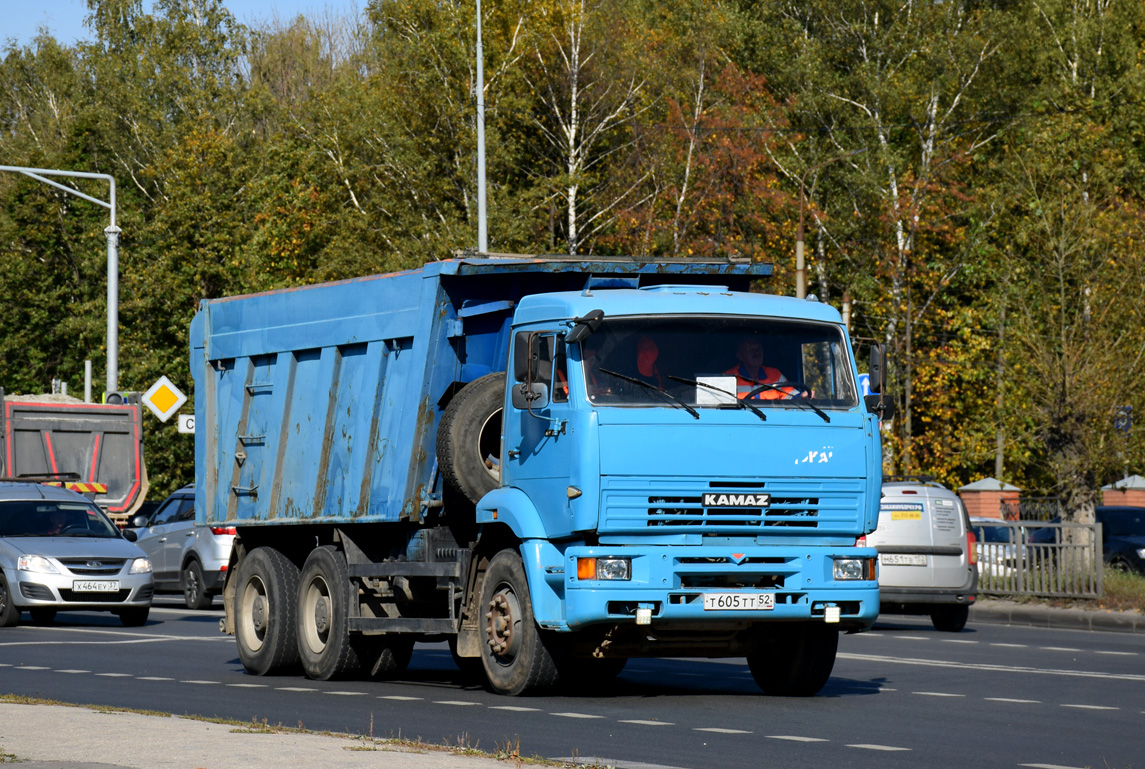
left=11, top=569, right=153, bottom=610
left=533, top=543, right=879, bottom=632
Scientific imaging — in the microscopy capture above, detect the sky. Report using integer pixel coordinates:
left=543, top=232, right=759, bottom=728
left=2, top=0, right=366, bottom=49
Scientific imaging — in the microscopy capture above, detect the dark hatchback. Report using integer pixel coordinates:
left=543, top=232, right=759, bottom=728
left=1031, top=506, right=1145, bottom=574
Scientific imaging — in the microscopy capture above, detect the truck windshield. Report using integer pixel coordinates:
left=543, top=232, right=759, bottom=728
left=580, top=315, right=857, bottom=409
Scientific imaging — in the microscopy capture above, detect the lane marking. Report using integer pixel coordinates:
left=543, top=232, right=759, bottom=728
left=276, top=687, right=318, bottom=692
left=95, top=673, right=133, bottom=677
left=847, top=744, right=911, bottom=751
left=227, top=683, right=268, bottom=688
left=943, top=639, right=978, bottom=644
left=991, top=643, right=1028, bottom=648
left=839, top=652, right=1145, bottom=682
left=912, top=692, right=965, bottom=697
left=489, top=706, right=541, bottom=712
left=379, top=695, right=422, bottom=701
left=1061, top=704, right=1118, bottom=711
left=326, top=691, right=368, bottom=696
left=767, top=735, right=828, bottom=742
left=55, top=669, right=90, bottom=674
left=695, top=728, right=751, bottom=734
left=180, top=680, right=219, bottom=685
left=1042, top=647, right=1082, bottom=653
left=136, top=676, right=173, bottom=681
left=986, top=697, right=1040, bottom=704
left=551, top=712, right=605, bottom=719
left=1096, top=651, right=1137, bottom=657
left=895, top=636, right=929, bottom=641
left=1020, top=764, right=1087, bottom=769
left=620, top=720, right=674, bottom=726
left=433, top=700, right=480, bottom=706
left=15, top=666, right=49, bottom=670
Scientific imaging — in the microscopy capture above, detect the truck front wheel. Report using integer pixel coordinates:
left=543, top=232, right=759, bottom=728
left=234, top=547, right=300, bottom=676
left=747, top=623, right=838, bottom=696
left=479, top=550, right=559, bottom=695
left=298, top=546, right=361, bottom=680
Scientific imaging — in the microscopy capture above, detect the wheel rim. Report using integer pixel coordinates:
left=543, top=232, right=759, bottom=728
left=476, top=408, right=503, bottom=483
left=485, top=581, right=523, bottom=663
left=238, top=574, right=269, bottom=653
left=185, top=567, right=200, bottom=604
left=301, top=574, right=333, bottom=655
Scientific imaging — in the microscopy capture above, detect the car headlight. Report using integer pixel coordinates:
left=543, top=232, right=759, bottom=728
left=833, top=557, right=876, bottom=581
left=129, top=558, right=153, bottom=575
left=18, top=555, right=59, bottom=574
left=1136, top=548, right=1145, bottom=561
left=576, top=557, right=631, bottom=581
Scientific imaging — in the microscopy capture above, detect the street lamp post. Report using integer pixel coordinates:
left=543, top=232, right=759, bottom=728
left=475, top=0, right=488, bottom=254
left=0, top=165, right=120, bottom=394
left=794, top=149, right=865, bottom=299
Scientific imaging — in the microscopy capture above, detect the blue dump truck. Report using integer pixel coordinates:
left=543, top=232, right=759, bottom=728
left=191, top=256, right=890, bottom=696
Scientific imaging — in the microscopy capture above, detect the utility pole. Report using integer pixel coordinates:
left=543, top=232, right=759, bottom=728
left=475, top=0, right=488, bottom=253
left=0, top=165, right=120, bottom=395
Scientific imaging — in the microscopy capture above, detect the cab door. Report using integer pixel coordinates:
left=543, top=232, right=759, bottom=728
left=504, top=331, right=577, bottom=538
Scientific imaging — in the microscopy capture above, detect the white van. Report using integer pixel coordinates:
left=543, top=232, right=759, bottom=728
left=862, top=476, right=978, bottom=631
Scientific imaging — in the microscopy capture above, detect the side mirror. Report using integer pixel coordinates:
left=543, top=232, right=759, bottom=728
left=122, top=529, right=138, bottom=542
left=868, top=344, right=887, bottom=394
left=865, top=393, right=896, bottom=421
left=128, top=514, right=149, bottom=529
left=511, top=382, right=550, bottom=410
left=565, top=309, right=604, bottom=344
left=513, top=331, right=542, bottom=382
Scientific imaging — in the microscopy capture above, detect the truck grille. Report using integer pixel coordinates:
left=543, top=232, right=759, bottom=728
left=601, top=478, right=864, bottom=534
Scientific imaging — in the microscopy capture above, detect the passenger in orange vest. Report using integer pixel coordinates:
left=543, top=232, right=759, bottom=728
left=724, top=338, right=797, bottom=400
left=634, top=336, right=664, bottom=388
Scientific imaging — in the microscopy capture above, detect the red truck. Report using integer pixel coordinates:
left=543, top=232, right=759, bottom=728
left=1, top=391, right=148, bottom=525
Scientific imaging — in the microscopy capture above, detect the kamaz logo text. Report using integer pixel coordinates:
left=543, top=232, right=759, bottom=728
left=703, top=493, right=770, bottom=507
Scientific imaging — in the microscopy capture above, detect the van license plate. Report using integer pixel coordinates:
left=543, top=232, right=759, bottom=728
left=73, top=580, right=119, bottom=592
left=702, top=593, right=775, bottom=611
left=879, top=554, right=926, bottom=566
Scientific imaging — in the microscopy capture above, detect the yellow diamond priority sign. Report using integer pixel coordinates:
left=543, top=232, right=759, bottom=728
left=142, top=376, right=188, bottom=422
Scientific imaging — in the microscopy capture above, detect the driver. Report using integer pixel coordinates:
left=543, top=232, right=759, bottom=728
left=725, top=338, right=799, bottom=400
left=45, top=510, right=68, bottom=535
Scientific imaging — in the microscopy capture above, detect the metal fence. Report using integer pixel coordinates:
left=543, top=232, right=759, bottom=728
left=973, top=521, right=1103, bottom=599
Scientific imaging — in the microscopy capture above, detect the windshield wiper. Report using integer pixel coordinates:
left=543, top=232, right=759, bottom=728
left=599, top=368, right=700, bottom=419
left=666, top=376, right=765, bottom=421
left=744, top=382, right=831, bottom=423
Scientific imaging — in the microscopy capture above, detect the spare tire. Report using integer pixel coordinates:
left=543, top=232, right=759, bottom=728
left=437, top=372, right=505, bottom=505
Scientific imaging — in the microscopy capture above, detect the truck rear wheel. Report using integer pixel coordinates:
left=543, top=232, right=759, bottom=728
left=235, top=547, right=300, bottom=676
left=437, top=372, right=505, bottom=505
left=479, top=549, right=559, bottom=695
left=298, top=546, right=361, bottom=680
left=747, top=623, right=838, bottom=696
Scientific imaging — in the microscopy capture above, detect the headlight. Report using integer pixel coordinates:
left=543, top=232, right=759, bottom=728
left=833, top=557, right=876, bottom=581
left=18, top=555, right=59, bottom=574
left=129, top=558, right=153, bottom=575
left=1136, top=548, right=1145, bottom=561
left=576, top=557, right=631, bottom=580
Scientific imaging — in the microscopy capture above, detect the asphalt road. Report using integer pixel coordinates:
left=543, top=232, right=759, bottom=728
left=1, top=597, right=1142, bottom=769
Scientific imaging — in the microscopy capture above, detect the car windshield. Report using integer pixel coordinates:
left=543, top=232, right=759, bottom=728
left=1100, top=509, right=1145, bottom=537
left=0, top=500, right=121, bottom=538
left=580, top=315, right=857, bottom=409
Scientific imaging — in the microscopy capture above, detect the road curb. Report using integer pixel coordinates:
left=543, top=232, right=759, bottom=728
left=970, top=600, right=1145, bottom=634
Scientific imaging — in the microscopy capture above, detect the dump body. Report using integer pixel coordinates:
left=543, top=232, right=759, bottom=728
left=1, top=393, right=147, bottom=522
left=192, top=256, right=884, bottom=696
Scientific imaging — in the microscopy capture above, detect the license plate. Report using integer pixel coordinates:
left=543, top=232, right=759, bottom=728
left=879, top=553, right=927, bottom=566
left=72, top=580, right=119, bottom=592
left=702, top=592, right=775, bottom=611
